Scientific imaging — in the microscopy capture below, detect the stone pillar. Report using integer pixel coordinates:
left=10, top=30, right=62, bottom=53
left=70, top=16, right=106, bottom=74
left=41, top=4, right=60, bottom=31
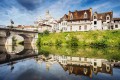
left=24, top=38, right=32, bottom=44
left=31, top=33, right=38, bottom=45
left=24, top=44, right=33, bottom=50
left=0, top=37, right=7, bottom=46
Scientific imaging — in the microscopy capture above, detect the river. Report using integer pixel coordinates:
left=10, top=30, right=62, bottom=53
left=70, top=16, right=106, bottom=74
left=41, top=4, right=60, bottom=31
left=0, top=45, right=120, bottom=80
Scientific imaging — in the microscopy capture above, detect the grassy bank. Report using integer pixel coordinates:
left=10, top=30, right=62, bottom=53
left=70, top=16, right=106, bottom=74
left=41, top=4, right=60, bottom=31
left=37, top=30, right=120, bottom=47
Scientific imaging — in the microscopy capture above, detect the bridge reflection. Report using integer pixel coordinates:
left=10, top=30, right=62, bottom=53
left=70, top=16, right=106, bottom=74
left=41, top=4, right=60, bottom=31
left=0, top=44, right=38, bottom=64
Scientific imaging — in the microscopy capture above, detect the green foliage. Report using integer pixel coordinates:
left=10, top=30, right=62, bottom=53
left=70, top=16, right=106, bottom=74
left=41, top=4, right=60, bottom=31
left=43, top=30, right=49, bottom=35
left=67, top=36, right=79, bottom=46
left=90, top=36, right=108, bottom=47
left=37, top=30, right=120, bottom=47
left=55, top=39, right=62, bottom=46
left=90, top=39, right=107, bottom=47
left=36, top=35, right=41, bottom=46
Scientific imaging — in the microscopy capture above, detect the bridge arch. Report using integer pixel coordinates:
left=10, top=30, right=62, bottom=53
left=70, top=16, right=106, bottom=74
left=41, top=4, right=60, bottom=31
left=0, top=29, right=38, bottom=46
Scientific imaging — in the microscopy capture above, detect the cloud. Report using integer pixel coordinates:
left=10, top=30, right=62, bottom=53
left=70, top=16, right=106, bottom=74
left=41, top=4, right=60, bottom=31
left=0, top=0, right=120, bottom=26
left=16, top=0, right=44, bottom=10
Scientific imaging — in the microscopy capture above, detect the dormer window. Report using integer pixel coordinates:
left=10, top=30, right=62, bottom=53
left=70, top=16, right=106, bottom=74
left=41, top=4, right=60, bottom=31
left=94, top=16, right=96, bottom=19
left=106, top=15, right=110, bottom=20
left=70, top=13, right=73, bottom=20
left=84, top=12, right=87, bottom=18
left=107, top=17, right=110, bottom=20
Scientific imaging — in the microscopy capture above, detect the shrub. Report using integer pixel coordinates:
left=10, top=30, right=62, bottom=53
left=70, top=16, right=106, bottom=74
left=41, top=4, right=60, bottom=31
left=36, top=36, right=41, bottom=46
left=43, top=30, right=49, bottom=35
left=55, top=39, right=62, bottom=46
left=90, top=39, right=107, bottom=47
left=67, top=36, right=79, bottom=46
left=48, top=41, right=53, bottom=46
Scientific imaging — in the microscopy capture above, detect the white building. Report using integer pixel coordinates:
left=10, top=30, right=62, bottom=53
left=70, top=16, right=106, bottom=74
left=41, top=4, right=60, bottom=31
left=112, top=18, right=120, bottom=30
left=59, top=8, right=120, bottom=32
left=91, top=11, right=113, bottom=30
left=34, top=10, right=58, bottom=32
left=60, top=8, right=92, bottom=32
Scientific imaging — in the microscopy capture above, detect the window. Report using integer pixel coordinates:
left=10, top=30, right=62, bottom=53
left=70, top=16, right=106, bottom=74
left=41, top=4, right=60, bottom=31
left=94, top=62, right=97, bottom=66
left=70, top=26, right=72, bottom=31
left=84, top=12, right=87, bottom=18
left=84, top=58, right=87, bottom=61
left=107, top=17, right=109, bottom=20
left=94, top=21, right=97, bottom=25
left=79, top=26, right=81, bottom=30
left=106, top=15, right=110, bottom=20
left=84, top=25, right=87, bottom=30
left=115, top=25, right=118, bottom=28
left=79, top=57, right=81, bottom=61
left=94, top=16, right=96, bottom=19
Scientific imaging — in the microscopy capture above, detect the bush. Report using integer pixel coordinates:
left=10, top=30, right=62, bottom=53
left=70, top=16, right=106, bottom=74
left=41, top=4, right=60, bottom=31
left=43, top=30, right=49, bottom=35
left=90, top=39, right=107, bottom=47
left=67, top=36, right=79, bottom=46
left=47, top=41, right=53, bottom=46
left=55, top=39, right=62, bottom=46
left=36, top=36, right=41, bottom=46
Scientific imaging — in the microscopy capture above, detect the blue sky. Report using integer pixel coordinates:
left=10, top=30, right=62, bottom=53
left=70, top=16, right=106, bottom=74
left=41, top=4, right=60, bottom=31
left=0, top=0, right=120, bottom=25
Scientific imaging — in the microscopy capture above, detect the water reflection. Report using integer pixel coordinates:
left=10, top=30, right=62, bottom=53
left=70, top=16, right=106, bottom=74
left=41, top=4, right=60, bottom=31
left=0, top=45, right=120, bottom=80
left=39, top=46, right=120, bottom=60
left=0, top=45, right=38, bottom=64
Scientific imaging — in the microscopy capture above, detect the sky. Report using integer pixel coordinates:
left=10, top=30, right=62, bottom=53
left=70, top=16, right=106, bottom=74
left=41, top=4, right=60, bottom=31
left=0, top=0, right=120, bottom=26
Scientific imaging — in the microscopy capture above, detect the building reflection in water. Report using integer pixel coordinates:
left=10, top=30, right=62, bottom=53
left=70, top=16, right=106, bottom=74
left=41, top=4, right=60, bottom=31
left=35, top=54, right=116, bottom=78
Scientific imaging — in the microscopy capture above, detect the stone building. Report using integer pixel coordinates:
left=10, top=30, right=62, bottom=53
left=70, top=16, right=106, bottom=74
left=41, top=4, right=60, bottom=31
left=60, top=8, right=92, bottom=32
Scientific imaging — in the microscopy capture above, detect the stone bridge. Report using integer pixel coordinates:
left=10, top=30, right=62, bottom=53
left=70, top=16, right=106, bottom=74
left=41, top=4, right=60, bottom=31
left=0, top=28, right=38, bottom=46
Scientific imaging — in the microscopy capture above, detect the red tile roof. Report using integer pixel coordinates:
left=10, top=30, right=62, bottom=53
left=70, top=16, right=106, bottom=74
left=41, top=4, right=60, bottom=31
left=62, top=8, right=92, bottom=21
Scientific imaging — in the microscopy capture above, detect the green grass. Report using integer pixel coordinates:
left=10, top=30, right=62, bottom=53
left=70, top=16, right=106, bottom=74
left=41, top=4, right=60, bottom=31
left=38, top=30, right=120, bottom=47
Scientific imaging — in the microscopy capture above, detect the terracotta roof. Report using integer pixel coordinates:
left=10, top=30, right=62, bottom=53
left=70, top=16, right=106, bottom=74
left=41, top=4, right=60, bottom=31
left=113, top=18, right=120, bottom=21
left=62, top=8, right=92, bottom=21
left=94, top=11, right=113, bottom=21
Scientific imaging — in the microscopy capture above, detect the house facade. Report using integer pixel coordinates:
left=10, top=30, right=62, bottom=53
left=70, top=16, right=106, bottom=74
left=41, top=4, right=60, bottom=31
left=60, top=8, right=92, bottom=32
left=91, top=11, right=113, bottom=30
left=59, top=8, right=120, bottom=32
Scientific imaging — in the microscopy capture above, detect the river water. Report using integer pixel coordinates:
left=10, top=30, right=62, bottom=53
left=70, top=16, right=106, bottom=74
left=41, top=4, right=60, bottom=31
left=0, top=45, right=120, bottom=80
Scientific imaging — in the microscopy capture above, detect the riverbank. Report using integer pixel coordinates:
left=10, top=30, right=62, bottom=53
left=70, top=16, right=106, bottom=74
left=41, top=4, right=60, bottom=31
left=37, top=30, right=120, bottom=47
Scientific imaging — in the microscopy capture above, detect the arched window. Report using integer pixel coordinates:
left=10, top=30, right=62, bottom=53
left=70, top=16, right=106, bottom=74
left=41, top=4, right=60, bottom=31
left=106, top=15, right=110, bottom=20
left=84, top=12, right=87, bottom=18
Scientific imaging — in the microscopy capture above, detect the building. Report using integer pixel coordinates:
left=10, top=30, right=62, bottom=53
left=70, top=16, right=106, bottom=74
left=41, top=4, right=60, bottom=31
left=60, top=8, right=92, bottom=32
left=59, top=8, right=120, bottom=32
left=39, top=54, right=113, bottom=77
left=34, top=10, right=58, bottom=32
left=112, top=18, right=120, bottom=30
left=91, top=11, right=113, bottom=30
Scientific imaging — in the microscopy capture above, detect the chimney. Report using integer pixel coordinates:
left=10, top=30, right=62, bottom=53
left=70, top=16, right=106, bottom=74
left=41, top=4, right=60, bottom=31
left=89, top=8, right=92, bottom=18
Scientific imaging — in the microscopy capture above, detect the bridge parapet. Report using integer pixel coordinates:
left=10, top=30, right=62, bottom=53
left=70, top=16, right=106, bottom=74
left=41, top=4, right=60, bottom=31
left=0, top=28, right=38, bottom=46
